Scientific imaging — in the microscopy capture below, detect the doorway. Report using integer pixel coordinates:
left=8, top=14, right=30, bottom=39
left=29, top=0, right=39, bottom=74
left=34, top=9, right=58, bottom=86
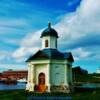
left=39, top=73, right=45, bottom=85
left=38, top=72, right=47, bottom=92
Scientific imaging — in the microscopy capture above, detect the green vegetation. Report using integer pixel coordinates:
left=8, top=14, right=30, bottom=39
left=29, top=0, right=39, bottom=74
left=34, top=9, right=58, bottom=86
left=0, top=89, right=26, bottom=100
left=0, top=89, right=100, bottom=100
left=74, top=73, right=100, bottom=83
left=72, top=89, right=100, bottom=100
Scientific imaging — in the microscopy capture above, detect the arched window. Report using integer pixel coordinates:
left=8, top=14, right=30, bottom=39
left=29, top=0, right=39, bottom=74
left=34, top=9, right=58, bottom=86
left=45, top=40, right=48, bottom=47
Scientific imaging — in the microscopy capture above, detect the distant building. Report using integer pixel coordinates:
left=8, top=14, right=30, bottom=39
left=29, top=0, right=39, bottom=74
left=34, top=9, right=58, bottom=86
left=26, top=23, right=74, bottom=93
left=72, top=66, right=88, bottom=82
left=72, top=66, right=88, bottom=75
left=1, top=70, right=28, bottom=80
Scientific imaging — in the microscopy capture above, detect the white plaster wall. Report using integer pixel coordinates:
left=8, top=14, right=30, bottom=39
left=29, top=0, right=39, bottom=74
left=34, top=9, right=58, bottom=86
left=31, top=60, right=50, bottom=65
left=42, top=36, right=49, bottom=49
left=50, top=36, right=57, bottom=48
left=34, top=64, right=49, bottom=85
left=50, top=64, right=65, bottom=85
left=27, top=59, right=73, bottom=88
left=41, top=36, right=57, bottom=49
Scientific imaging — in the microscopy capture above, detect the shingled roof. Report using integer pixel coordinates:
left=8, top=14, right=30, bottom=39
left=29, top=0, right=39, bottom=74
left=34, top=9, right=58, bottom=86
left=26, top=49, right=74, bottom=62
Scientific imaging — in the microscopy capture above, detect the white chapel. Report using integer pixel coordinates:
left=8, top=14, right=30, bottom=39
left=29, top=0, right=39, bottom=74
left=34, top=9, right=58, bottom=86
left=26, top=23, right=74, bottom=93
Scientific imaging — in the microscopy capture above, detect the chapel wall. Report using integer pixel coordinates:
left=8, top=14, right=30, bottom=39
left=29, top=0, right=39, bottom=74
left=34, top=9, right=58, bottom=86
left=50, top=63, right=65, bottom=85
left=34, top=64, right=49, bottom=85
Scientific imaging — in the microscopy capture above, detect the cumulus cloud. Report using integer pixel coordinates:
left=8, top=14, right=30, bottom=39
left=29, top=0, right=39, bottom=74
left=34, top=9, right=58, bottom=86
left=0, top=51, right=12, bottom=61
left=12, top=46, right=39, bottom=62
left=13, top=0, right=100, bottom=64
left=12, top=30, right=43, bottom=62
left=71, top=48, right=91, bottom=61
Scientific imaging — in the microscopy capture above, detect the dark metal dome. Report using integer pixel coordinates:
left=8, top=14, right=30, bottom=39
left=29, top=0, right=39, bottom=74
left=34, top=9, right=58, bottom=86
left=40, top=23, right=59, bottom=38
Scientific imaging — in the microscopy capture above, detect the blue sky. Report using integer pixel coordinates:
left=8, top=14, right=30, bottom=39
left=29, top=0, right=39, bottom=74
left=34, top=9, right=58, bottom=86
left=0, top=0, right=100, bottom=73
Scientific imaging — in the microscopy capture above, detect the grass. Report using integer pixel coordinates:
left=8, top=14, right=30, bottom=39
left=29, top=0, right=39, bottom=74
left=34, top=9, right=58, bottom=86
left=72, top=90, right=100, bottom=100
left=0, top=89, right=100, bottom=100
left=0, top=89, right=27, bottom=100
left=0, top=90, right=100, bottom=100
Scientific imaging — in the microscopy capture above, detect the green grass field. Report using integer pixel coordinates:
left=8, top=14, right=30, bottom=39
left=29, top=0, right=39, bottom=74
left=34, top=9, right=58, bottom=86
left=0, top=89, right=100, bottom=100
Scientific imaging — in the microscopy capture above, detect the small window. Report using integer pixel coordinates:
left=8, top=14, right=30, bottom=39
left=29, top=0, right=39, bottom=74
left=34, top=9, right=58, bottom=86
left=45, top=40, right=48, bottom=47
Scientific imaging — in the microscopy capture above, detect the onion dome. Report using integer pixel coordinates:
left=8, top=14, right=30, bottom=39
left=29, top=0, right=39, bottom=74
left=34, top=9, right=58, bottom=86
left=40, top=23, right=59, bottom=38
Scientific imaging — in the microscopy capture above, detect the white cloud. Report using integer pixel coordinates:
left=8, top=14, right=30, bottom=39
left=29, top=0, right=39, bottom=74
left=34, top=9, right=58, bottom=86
left=12, top=29, right=44, bottom=62
left=13, top=0, right=100, bottom=63
left=1, top=38, right=21, bottom=46
left=0, top=19, right=28, bottom=27
left=12, top=47, right=27, bottom=59
left=0, top=51, right=12, bottom=61
left=12, top=46, right=39, bottom=63
left=71, top=47, right=91, bottom=61
left=20, top=30, right=43, bottom=47
left=55, top=0, right=100, bottom=43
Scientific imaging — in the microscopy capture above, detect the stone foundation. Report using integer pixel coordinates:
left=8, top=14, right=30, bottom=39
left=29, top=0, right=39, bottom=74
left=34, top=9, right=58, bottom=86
left=26, top=84, right=74, bottom=93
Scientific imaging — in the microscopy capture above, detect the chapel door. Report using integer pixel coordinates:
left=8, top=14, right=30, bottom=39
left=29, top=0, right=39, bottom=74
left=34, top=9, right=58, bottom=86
left=38, top=73, right=47, bottom=92
left=39, top=73, right=45, bottom=85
